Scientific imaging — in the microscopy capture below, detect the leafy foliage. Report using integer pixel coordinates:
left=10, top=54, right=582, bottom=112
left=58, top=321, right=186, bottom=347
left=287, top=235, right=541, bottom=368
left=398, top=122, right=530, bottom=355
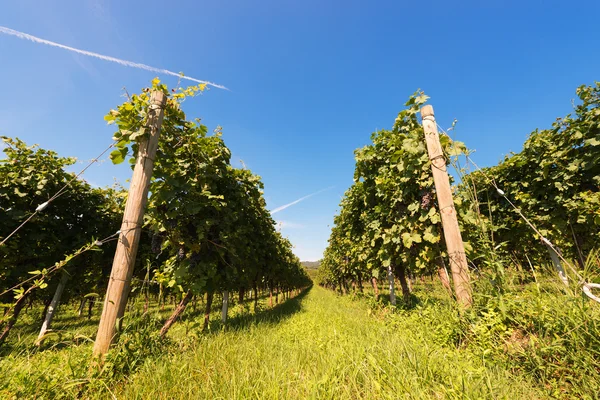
left=105, top=79, right=310, bottom=310
left=457, top=82, right=600, bottom=274
left=318, top=91, right=464, bottom=295
left=0, top=137, right=122, bottom=342
left=320, top=82, right=599, bottom=298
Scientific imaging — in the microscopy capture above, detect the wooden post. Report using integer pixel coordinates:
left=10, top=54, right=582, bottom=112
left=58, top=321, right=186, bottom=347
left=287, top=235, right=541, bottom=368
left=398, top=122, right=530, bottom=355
left=221, top=290, right=229, bottom=323
left=93, top=91, right=166, bottom=357
left=159, top=291, right=192, bottom=339
left=387, top=265, right=396, bottom=306
left=36, top=272, right=69, bottom=345
left=543, top=241, right=569, bottom=287
left=77, top=298, right=86, bottom=318
left=421, top=105, right=472, bottom=307
left=371, top=277, right=379, bottom=298
left=436, top=257, right=452, bottom=294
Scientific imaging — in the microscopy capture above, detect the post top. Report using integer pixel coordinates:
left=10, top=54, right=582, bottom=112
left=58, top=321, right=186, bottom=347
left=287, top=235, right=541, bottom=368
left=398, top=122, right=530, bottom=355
left=420, top=105, right=434, bottom=118
left=150, top=90, right=167, bottom=105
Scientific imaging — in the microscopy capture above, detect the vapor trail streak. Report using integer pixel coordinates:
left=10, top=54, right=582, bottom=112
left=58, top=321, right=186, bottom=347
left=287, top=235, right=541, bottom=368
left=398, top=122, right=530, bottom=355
left=271, top=186, right=334, bottom=215
left=0, top=26, right=228, bottom=90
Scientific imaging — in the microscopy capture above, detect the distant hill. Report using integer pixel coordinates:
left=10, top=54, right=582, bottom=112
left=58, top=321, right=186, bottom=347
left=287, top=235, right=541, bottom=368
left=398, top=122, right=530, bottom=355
left=301, top=260, right=321, bottom=269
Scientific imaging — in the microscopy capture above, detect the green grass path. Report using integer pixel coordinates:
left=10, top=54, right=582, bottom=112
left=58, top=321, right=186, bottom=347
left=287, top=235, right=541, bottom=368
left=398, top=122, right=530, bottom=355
left=117, top=286, right=541, bottom=399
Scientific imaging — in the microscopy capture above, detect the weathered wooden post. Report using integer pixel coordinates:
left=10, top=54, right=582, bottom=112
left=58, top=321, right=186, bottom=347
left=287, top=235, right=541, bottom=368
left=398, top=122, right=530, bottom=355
left=36, top=272, right=69, bottom=345
left=543, top=240, right=569, bottom=287
left=93, top=91, right=166, bottom=357
left=421, top=105, right=472, bottom=307
left=387, top=265, right=396, bottom=306
left=221, top=290, right=229, bottom=323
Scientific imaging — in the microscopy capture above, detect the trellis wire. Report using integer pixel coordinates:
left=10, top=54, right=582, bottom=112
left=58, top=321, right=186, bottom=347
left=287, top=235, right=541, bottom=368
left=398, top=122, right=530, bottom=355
left=436, top=122, right=599, bottom=304
left=0, top=228, right=126, bottom=298
left=0, top=141, right=115, bottom=247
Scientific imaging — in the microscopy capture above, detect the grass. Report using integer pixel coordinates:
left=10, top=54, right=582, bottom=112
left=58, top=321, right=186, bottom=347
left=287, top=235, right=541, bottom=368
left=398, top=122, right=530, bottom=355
left=113, top=286, right=542, bottom=400
left=1, top=276, right=599, bottom=399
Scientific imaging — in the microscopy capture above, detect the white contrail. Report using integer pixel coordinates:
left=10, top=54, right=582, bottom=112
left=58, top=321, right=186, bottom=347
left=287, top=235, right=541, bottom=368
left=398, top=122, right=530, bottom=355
left=0, top=26, right=228, bottom=90
left=270, top=186, right=334, bottom=215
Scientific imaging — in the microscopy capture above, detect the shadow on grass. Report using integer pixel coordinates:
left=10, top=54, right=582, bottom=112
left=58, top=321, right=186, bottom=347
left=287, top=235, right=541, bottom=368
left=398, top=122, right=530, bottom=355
left=181, top=286, right=313, bottom=336
left=0, top=304, right=170, bottom=356
left=1, top=287, right=312, bottom=358
left=0, top=316, right=103, bottom=356
left=342, top=290, right=423, bottom=311
left=336, top=282, right=456, bottom=312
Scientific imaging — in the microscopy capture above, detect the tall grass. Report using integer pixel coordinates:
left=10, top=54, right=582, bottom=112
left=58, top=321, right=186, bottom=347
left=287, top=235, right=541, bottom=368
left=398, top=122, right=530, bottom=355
left=114, top=286, right=543, bottom=400
left=2, top=272, right=599, bottom=399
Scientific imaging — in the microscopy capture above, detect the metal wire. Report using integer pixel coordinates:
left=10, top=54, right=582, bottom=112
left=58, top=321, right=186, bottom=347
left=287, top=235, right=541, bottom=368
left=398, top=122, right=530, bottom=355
left=0, top=142, right=115, bottom=247
left=434, top=121, right=598, bottom=302
left=0, top=228, right=127, bottom=298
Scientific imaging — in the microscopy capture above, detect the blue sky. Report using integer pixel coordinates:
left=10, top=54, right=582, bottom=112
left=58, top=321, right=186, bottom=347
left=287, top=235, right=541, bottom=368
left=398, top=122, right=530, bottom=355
left=1, top=0, right=599, bottom=260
